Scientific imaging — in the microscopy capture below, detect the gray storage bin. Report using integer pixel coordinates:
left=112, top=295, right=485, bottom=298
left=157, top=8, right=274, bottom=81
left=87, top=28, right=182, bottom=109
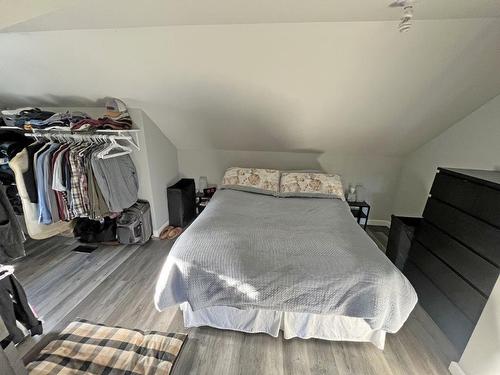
left=117, top=200, right=152, bottom=244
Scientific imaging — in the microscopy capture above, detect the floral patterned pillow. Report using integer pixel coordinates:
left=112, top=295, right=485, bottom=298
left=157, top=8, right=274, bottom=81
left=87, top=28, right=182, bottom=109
left=221, top=167, right=280, bottom=195
left=279, top=172, right=345, bottom=200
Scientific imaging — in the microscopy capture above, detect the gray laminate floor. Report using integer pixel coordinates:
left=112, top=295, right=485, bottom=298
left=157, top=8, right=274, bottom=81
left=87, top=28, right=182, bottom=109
left=13, top=227, right=454, bottom=374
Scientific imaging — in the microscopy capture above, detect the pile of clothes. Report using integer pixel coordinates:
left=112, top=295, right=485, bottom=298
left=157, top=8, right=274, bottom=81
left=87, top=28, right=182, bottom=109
left=0, top=98, right=132, bottom=131
left=1, top=107, right=56, bottom=129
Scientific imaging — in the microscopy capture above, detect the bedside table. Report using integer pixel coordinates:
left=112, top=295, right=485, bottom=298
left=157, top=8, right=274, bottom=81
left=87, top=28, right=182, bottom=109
left=348, top=201, right=370, bottom=230
left=196, top=190, right=215, bottom=215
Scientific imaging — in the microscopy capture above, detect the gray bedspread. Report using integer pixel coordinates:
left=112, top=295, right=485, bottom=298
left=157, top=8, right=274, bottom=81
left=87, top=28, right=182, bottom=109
left=155, top=189, right=417, bottom=333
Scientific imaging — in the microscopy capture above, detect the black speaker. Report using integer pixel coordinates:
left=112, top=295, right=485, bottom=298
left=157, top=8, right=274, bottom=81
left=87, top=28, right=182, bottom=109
left=167, top=178, right=196, bottom=227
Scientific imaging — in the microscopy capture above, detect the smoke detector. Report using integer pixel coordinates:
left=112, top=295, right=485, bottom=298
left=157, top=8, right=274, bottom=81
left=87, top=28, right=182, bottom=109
left=389, top=0, right=416, bottom=32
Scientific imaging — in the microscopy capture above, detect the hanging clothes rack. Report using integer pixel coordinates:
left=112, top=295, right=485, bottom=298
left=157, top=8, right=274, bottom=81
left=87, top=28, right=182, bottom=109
left=24, top=128, right=141, bottom=155
left=15, top=127, right=141, bottom=224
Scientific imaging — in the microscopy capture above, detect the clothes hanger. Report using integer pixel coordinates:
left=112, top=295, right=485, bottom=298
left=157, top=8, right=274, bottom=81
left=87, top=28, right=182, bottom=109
left=78, top=136, right=98, bottom=156
left=97, top=136, right=132, bottom=159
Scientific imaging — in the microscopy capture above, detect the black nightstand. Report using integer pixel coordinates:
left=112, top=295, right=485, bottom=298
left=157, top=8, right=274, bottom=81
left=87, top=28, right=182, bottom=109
left=196, top=191, right=215, bottom=215
left=348, top=201, right=370, bottom=230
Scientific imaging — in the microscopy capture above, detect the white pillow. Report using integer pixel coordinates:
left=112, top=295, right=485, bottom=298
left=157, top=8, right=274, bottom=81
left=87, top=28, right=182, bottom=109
left=220, top=167, right=280, bottom=195
left=279, top=172, right=345, bottom=200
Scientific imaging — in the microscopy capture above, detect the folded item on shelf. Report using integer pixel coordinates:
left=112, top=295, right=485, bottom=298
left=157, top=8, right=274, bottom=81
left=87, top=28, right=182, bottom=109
left=24, top=110, right=91, bottom=129
left=1, top=108, right=55, bottom=128
left=70, top=98, right=132, bottom=131
left=70, top=115, right=132, bottom=131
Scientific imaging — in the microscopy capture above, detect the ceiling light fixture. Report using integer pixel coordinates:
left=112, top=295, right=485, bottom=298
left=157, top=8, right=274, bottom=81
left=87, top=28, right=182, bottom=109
left=389, top=0, right=416, bottom=32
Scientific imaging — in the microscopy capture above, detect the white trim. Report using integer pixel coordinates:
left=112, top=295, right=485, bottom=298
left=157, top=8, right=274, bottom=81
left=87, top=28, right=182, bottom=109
left=153, top=221, right=170, bottom=238
left=367, top=219, right=390, bottom=227
left=449, top=362, right=467, bottom=375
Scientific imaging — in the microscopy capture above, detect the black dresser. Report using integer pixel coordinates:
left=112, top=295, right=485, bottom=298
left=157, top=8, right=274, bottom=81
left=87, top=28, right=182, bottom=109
left=403, top=168, right=500, bottom=355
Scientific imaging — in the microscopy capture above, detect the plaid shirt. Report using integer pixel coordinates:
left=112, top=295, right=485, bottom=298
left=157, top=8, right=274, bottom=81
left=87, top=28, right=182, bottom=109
left=69, top=145, right=88, bottom=217
left=78, top=145, right=93, bottom=214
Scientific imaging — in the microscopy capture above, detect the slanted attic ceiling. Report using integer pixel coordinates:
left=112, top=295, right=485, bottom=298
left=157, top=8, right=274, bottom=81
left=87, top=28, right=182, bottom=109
left=0, top=1, right=499, bottom=156
left=2, top=0, right=500, bottom=31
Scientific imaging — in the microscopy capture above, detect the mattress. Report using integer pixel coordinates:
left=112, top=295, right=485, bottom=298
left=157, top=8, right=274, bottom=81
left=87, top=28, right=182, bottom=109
left=155, top=189, right=417, bottom=333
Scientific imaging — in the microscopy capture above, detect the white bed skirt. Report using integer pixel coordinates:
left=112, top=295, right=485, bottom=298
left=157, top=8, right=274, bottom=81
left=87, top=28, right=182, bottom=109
left=180, top=303, right=386, bottom=349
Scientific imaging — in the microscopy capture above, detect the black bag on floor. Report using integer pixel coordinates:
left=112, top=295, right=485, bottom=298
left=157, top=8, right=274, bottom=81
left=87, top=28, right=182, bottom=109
left=73, top=217, right=117, bottom=243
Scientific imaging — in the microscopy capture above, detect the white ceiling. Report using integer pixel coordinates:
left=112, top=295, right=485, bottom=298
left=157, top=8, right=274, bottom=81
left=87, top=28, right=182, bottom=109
left=2, top=0, right=500, bottom=32
left=0, top=0, right=78, bottom=31
left=0, top=2, right=499, bottom=156
left=1, top=19, right=499, bottom=156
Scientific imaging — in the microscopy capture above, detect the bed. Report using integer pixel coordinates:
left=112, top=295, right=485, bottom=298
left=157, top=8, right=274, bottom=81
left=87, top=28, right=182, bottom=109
left=154, top=187, right=417, bottom=349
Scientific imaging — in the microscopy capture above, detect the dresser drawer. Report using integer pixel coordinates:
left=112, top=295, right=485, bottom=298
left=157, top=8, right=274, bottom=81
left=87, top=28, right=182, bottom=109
left=416, top=221, right=499, bottom=296
left=423, top=198, right=500, bottom=266
left=409, top=241, right=487, bottom=323
left=431, top=172, right=500, bottom=227
left=403, top=262, right=474, bottom=353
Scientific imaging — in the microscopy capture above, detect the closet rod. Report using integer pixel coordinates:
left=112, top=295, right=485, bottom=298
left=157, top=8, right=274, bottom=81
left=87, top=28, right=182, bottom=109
left=24, top=129, right=140, bottom=150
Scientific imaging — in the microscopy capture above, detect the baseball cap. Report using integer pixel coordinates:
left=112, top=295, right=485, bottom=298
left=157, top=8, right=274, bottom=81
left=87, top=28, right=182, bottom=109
left=104, top=98, right=128, bottom=118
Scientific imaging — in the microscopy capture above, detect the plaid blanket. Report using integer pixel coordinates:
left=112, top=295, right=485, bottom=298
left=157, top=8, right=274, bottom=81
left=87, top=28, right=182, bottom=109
left=27, top=319, right=187, bottom=375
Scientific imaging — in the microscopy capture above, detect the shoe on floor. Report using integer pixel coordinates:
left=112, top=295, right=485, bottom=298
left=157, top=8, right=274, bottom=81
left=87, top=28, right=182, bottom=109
left=166, top=227, right=183, bottom=240
left=159, top=226, right=174, bottom=240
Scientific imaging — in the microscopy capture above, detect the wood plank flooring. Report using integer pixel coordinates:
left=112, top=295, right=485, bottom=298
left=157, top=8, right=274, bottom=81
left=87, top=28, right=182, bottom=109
left=12, top=227, right=454, bottom=374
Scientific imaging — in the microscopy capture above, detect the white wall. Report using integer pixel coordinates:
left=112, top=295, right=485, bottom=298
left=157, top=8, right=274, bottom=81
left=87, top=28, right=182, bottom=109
left=121, top=109, right=179, bottom=233
left=128, top=109, right=154, bottom=213
left=449, top=278, right=500, bottom=375
left=393, top=94, right=500, bottom=216
left=178, top=149, right=403, bottom=222
left=140, top=112, right=179, bottom=233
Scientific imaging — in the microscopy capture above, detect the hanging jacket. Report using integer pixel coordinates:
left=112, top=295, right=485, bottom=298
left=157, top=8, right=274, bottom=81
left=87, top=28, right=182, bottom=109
left=0, top=271, right=42, bottom=344
left=9, top=149, right=73, bottom=240
left=0, top=183, right=25, bottom=263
